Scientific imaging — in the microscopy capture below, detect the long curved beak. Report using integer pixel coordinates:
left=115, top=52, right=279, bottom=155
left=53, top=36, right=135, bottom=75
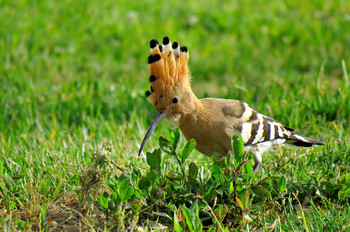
left=138, top=111, right=168, bottom=156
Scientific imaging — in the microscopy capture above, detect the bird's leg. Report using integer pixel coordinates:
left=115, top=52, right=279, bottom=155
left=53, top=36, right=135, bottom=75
left=253, top=162, right=261, bottom=174
left=253, top=152, right=262, bottom=174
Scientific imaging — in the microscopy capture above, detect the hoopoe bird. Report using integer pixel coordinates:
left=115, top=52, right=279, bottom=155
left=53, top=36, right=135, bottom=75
left=138, top=36, right=325, bottom=173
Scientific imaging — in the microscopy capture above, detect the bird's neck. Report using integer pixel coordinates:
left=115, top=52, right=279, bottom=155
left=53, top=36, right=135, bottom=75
left=177, top=88, right=204, bottom=125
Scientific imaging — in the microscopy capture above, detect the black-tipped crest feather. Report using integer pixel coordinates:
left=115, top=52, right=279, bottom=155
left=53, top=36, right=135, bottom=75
left=149, top=75, right=156, bottom=82
left=148, top=54, right=161, bottom=64
left=150, top=39, right=158, bottom=48
left=163, top=36, right=169, bottom=45
left=172, top=41, right=179, bottom=49
left=180, top=46, right=188, bottom=52
left=145, top=90, right=151, bottom=97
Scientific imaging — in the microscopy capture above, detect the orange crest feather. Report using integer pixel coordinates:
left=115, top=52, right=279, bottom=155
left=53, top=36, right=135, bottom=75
left=146, top=37, right=190, bottom=103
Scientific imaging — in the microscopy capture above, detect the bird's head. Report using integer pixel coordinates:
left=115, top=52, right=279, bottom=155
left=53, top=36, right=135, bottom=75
left=138, top=36, right=193, bottom=156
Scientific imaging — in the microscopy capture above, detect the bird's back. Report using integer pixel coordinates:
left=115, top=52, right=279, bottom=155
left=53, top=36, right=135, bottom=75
left=178, top=97, right=292, bottom=157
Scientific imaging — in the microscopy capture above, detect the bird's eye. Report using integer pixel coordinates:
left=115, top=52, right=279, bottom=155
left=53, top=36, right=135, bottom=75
left=172, top=97, right=179, bottom=104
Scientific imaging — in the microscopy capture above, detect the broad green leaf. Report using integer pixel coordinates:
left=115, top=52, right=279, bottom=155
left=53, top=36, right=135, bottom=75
left=251, top=185, right=271, bottom=200
left=118, top=177, right=134, bottom=201
left=232, top=134, right=244, bottom=163
left=236, top=183, right=244, bottom=192
left=146, top=170, right=158, bottom=185
left=230, top=181, right=234, bottom=194
left=146, top=149, right=161, bottom=169
left=9, top=201, right=16, bottom=210
left=109, top=184, right=118, bottom=197
left=99, top=195, right=109, bottom=209
left=138, top=176, right=150, bottom=190
left=134, top=190, right=143, bottom=200
left=188, top=162, right=198, bottom=183
left=182, top=205, right=203, bottom=232
left=172, top=128, right=181, bottom=151
left=116, top=173, right=131, bottom=189
left=119, top=186, right=134, bottom=202
left=118, top=178, right=130, bottom=191
left=181, top=139, right=196, bottom=164
left=243, top=162, right=254, bottom=181
left=159, top=136, right=173, bottom=155
left=243, top=190, right=250, bottom=209
left=210, top=164, right=223, bottom=177
left=18, top=195, right=25, bottom=202
left=278, top=176, right=287, bottom=192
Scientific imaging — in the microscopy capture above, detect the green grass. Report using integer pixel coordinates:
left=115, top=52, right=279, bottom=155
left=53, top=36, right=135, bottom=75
left=1, top=0, right=350, bottom=231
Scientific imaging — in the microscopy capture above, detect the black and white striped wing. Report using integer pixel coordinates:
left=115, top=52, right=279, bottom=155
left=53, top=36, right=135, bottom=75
left=237, top=103, right=292, bottom=145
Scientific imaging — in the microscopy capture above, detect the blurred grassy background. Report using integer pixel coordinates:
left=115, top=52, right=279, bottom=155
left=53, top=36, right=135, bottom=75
left=1, top=0, right=349, bottom=139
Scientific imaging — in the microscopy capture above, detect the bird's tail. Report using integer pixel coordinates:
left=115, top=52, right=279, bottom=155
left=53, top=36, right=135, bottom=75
left=286, top=134, right=325, bottom=147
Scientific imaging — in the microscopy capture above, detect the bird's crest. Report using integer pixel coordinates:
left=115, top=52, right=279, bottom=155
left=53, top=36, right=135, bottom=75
left=145, top=36, right=190, bottom=105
